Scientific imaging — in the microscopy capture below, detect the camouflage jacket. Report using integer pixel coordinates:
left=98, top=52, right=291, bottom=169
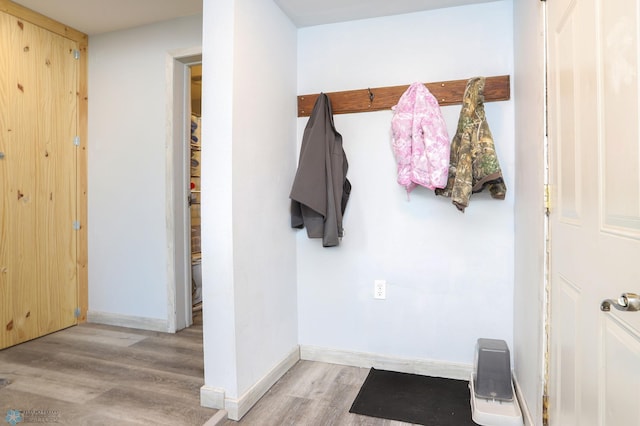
left=435, top=77, right=506, bottom=211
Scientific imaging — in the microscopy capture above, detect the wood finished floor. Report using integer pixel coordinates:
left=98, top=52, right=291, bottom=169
left=221, top=361, right=416, bottom=426
left=0, top=313, right=218, bottom=425
left=0, top=316, right=418, bottom=426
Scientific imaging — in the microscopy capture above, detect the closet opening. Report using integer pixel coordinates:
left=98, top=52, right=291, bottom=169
left=166, top=48, right=202, bottom=333
left=189, top=63, right=202, bottom=319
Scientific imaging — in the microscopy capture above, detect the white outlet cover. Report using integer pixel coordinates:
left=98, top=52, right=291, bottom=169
left=374, top=280, right=386, bottom=299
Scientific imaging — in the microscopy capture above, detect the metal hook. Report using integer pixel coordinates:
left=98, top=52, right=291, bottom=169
left=367, top=88, right=374, bottom=105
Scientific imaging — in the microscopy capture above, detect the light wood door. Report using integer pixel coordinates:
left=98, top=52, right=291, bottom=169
left=0, top=10, right=81, bottom=348
left=547, top=0, right=640, bottom=424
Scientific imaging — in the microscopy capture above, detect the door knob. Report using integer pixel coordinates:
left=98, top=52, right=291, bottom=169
left=0, top=152, right=4, bottom=159
left=601, top=293, right=640, bottom=312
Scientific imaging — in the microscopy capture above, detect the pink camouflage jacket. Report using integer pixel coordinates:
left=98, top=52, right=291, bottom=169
left=391, top=82, right=450, bottom=193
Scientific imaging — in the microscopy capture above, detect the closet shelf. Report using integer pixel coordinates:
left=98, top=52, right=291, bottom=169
left=297, top=75, right=510, bottom=117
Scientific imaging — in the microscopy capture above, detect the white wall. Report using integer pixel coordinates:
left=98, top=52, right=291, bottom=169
left=200, top=0, right=299, bottom=417
left=87, top=15, right=203, bottom=324
left=513, top=1, right=546, bottom=425
left=296, top=1, right=515, bottom=365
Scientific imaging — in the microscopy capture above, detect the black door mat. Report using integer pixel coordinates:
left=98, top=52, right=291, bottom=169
left=349, top=368, right=476, bottom=425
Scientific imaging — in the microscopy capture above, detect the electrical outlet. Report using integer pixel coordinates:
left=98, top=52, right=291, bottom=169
left=374, top=280, right=386, bottom=299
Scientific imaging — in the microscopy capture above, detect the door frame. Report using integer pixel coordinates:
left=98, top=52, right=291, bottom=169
left=166, top=47, right=202, bottom=333
left=0, top=0, right=89, bottom=324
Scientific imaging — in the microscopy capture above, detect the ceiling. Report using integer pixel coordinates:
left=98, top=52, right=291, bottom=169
left=11, top=0, right=496, bottom=35
left=11, top=0, right=203, bottom=35
left=273, top=0, right=497, bottom=28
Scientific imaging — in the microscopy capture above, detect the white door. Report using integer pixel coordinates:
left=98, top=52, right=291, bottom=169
left=547, top=0, right=640, bottom=425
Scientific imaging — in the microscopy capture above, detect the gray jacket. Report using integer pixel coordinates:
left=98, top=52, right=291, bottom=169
left=290, top=94, right=351, bottom=247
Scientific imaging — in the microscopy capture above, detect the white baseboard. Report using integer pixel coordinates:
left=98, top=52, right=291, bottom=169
left=86, top=310, right=168, bottom=332
left=300, top=345, right=473, bottom=380
left=512, top=374, right=534, bottom=426
left=200, top=386, right=226, bottom=409
left=224, top=346, right=300, bottom=421
left=202, top=346, right=477, bottom=422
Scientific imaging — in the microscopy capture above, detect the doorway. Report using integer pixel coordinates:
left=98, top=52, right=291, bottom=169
left=166, top=47, right=202, bottom=333
left=189, top=64, right=203, bottom=316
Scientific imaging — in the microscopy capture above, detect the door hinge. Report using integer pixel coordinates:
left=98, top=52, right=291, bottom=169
left=73, top=220, right=81, bottom=231
left=73, top=136, right=80, bottom=147
left=74, top=307, right=81, bottom=318
left=544, top=184, right=551, bottom=215
left=73, top=49, right=80, bottom=60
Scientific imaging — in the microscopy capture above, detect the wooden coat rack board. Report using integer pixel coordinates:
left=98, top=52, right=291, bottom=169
left=297, top=75, right=510, bottom=117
